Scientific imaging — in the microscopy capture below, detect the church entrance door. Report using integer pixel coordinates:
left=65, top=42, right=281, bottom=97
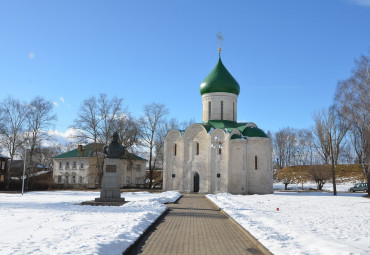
left=193, top=172, right=199, bottom=192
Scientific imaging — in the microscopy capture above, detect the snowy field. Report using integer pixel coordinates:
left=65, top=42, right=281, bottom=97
left=0, top=191, right=181, bottom=255
left=207, top=192, right=370, bottom=255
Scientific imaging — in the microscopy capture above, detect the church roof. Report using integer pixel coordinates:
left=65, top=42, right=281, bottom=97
left=53, top=143, right=145, bottom=161
left=199, top=58, right=240, bottom=96
left=201, top=120, right=268, bottom=138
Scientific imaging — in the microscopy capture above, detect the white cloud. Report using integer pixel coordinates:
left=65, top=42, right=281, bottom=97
left=59, top=97, right=65, bottom=104
left=53, top=101, right=59, bottom=107
left=347, top=0, right=370, bottom=6
left=46, top=128, right=80, bottom=146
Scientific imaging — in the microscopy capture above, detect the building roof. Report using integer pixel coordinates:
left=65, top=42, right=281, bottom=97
left=201, top=120, right=268, bottom=138
left=53, top=143, right=146, bottom=161
left=53, top=143, right=100, bottom=158
left=0, top=154, right=10, bottom=159
left=199, top=57, right=240, bottom=96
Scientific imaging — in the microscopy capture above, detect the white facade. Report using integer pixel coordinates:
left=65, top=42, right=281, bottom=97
left=53, top=157, right=91, bottom=186
left=53, top=144, right=146, bottom=189
left=163, top=122, right=273, bottom=194
left=163, top=56, right=273, bottom=194
left=202, top=92, right=238, bottom=122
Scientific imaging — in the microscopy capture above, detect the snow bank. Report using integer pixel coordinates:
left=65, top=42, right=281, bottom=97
left=207, top=192, right=370, bottom=255
left=0, top=191, right=181, bottom=255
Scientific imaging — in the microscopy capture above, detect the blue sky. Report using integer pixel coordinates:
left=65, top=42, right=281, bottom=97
left=1, top=0, right=370, bottom=136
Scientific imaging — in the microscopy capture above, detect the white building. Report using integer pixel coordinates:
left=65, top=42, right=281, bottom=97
left=163, top=53, right=273, bottom=194
left=53, top=144, right=146, bottom=188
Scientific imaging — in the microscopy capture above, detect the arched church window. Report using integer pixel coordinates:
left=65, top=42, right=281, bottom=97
left=174, top=144, right=177, bottom=156
left=221, top=101, right=223, bottom=120
left=233, top=102, right=235, bottom=121
left=208, top=101, right=211, bottom=119
left=196, top=142, right=199, bottom=155
left=218, top=147, right=222, bottom=155
left=255, top=156, right=258, bottom=170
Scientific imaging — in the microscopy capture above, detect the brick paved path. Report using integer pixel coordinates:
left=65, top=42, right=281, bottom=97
left=130, top=194, right=267, bottom=255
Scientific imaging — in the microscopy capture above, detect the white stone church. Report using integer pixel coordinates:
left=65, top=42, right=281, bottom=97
left=163, top=51, right=273, bottom=195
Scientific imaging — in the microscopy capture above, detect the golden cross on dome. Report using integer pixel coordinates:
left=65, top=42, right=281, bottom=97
left=217, top=31, right=223, bottom=53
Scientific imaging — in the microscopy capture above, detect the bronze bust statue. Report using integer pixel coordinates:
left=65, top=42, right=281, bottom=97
left=103, top=132, right=125, bottom=158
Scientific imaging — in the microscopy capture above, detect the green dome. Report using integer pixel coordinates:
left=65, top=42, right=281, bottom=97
left=242, top=126, right=268, bottom=138
left=200, top=58, right=240, bottom=96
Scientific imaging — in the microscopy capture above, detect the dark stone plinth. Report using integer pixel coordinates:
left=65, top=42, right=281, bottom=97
left=95, top=197, right=126, bottom=202
left=80, top=199, right=127, bottom=206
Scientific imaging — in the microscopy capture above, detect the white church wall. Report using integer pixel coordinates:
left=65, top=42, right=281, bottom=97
left=163, top=130, right=183, bottom=191
left=246, top=137, right=273, bottom=194
left=202, top=92, right=237, bottom=122
left=229, top=139, right=248, bottom=194
left=183, top=124, right=209, bottom=192
left=208, top=130, right=227, bottom=193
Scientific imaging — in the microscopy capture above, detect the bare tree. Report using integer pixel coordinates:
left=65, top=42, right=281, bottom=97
left=139, top=103, right=169, bottom=188
left=273, top=127, right=298, bottom=168
left=312, top=109, right=331, bottom=164
left=113, top=113, right=141, bottom=153
left=71, top=93, right=124, bottom=187
left=24, top=96, right=56, bottom=188
left=335, top=50, right=370, bottom=195
left=308, top=165, right=331, bottom=190
left=0, top=97, right=30, bottom=189
left=313, top=106, right=349, bottom=195
left=274, top=167, right=300, bottom=190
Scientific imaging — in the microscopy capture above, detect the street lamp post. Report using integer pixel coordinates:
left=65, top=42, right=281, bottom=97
left=21, top=149, right=27, bottom=195
left=212, top=136, right=223, bottom=197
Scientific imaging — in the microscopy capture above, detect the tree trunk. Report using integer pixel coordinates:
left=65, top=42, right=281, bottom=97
left=5, top=158, right=13, bottom=190
left=329, top=133, right=337, bottom=195
left=364, top=162, right=370, bottom=196
left=149, top=145, right=153, bottom=189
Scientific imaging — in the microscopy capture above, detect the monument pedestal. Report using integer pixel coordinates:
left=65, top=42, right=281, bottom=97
left=95, top=158, right=125, bottom=203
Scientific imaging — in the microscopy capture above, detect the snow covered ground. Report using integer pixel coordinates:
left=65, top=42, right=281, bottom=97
left=0, top=191, right=181, bottom=255
left=2, top=188, right=368, bottom=255
left=207, top=192, right=370, bottom=255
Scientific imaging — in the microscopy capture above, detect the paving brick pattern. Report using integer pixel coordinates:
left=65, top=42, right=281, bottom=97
left=133, top=194, right=264, bottom=255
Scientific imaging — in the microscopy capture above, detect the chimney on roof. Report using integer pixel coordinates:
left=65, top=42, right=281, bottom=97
left=78, top=145, right=83, bottom=152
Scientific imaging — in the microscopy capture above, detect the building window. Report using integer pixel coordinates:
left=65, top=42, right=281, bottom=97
left=72, top=174, right=76, bottom=184
left=66, top=162, right=70, bottom=170
left=127, top=165, right=131, bottom=171
left=80, top=162, right=84, bottom=169
left=196, top=142, right=199, bottom=155
left=233, top=102, right=235, bottom=121
left=255, top=156, right=258, bottom=170
left=221, top=101, right=223, bottom=120
left=1, top=161, right=5, bottom=170
left=174, top=144, right=177, bottom=156
left=219, top=147, right=222, bottom=155
left=72, top=162, right=77, bottom=169
left=65, top=173, right=69, bottom=184
left=136, top=177, right=140, bottom=184
left=136, top=165, right=141, bottom=172
left=126, top=177, right=130, bottom=184
left=79, top=176, right=82, bottom=184
left=57, top=175, right=62, bottom=183
left=59, top=162, right=62, bottom=170
left=208, top=101, right=211, bottom=119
